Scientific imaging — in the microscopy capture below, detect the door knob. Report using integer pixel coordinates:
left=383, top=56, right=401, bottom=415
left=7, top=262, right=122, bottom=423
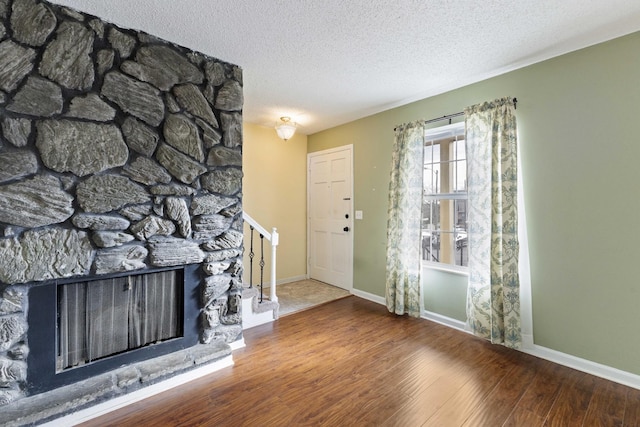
left=343, top=227, right=350, bottom=232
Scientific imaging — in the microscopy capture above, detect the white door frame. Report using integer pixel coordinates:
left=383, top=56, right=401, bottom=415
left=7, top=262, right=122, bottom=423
left=307, top=144, right=354, bottom=291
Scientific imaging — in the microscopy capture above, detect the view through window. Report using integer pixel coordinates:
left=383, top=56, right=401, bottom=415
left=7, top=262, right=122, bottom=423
left=422, top=122, right=468, bottom=270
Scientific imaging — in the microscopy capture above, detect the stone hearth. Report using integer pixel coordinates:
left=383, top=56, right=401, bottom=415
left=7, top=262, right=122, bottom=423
left=0, top=0, right=244, bottom=424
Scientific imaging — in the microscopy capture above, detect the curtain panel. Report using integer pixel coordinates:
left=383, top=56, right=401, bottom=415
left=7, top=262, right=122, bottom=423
left=465, top=97, right=521, bottom=348
left=385, top=121, right=425, bottom=317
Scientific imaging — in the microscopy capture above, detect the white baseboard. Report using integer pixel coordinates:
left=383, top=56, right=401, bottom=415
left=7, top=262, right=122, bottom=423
left=419, top=310, right=640, bottom=390
left=276, top=275, right=308, bottom=285
left=422, top=310, right=467, bottom=332
left=353, top=289, right=640, bottom=391
left=521, top=333, right=535, bottom=351
left=230, top=337, right=246, bottom=351
left=418, top=313, right=538, bottom=353
left=523, top=344, right=640, bottom=390
left=352, top=289, right=469, bottom=336
left=45, top=355, right=235, bottom=427
left=351, top=288, right=385, bottom=305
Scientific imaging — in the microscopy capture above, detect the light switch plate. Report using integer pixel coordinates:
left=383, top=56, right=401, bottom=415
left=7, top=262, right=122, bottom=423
left=355, top=210, right=363, bottom=220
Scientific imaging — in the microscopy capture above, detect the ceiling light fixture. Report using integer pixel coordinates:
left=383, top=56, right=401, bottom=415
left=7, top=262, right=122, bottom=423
left=275, top=116, right=296, bottom=141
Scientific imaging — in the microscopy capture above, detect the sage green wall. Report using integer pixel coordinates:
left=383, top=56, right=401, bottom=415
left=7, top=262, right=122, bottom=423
left=308, top=31, right=640, bottom=375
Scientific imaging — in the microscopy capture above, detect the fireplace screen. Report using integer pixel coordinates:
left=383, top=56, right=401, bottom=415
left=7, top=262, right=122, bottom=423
left=57, top=269, right=184, bottom=371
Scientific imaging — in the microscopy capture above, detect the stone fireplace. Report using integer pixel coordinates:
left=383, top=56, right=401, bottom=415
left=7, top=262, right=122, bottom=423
left=0, top=0, right=244, bottom=424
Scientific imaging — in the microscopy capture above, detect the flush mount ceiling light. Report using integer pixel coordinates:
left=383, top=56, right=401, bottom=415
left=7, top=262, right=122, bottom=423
left=275, top=116, right=297, bottom=141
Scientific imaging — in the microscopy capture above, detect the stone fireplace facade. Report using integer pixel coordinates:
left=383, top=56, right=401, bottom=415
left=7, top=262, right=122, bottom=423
left=0, top=0, right=244, bottom=423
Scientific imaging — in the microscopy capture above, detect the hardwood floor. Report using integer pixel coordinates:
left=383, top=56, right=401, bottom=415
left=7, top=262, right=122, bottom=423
left=79, top=296, right=640, bottom=426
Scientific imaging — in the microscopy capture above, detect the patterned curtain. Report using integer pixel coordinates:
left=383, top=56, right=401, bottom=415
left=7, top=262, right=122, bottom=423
left=385, top=120, right=425, bottom=317
left=465, top=97, right=521, bottom=348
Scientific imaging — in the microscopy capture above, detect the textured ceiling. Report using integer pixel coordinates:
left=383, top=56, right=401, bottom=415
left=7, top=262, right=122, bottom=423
left=47, top=0, right=640, bottom=134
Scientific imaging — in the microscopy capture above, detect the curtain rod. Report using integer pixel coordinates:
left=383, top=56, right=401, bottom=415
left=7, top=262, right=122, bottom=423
left=423, top=111, right=464, bottom=126
left=394, top=97, right=517, bottom=131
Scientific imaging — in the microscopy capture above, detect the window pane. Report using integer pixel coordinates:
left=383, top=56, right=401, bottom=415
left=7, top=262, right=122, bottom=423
left=424, top=143, right=441, bottom=194
left=455, top=229, right=468, bottom=267
left=422, top=123, right=468, bottom=269
left=437, top=196, right=454, bottom=265
left=422, top=230, right=441, bottom=262
left=454, top=139, right=465, bottom=160
left=424, top=143, right=435, bottom=164
left=454, top=197, right=468, bottom=267
left=422, top=199, right=435, bottom=230
left=450, top=140, right=466, bottom=193
left=454, top=199, right=467, bottom=231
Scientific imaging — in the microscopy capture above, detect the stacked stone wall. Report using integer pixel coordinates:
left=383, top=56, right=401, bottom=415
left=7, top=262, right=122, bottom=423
left=0, top=0, right=244, bottom=412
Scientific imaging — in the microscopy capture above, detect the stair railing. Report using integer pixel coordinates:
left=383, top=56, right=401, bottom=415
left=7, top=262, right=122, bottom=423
left=242, top=212, right=279, bottom=303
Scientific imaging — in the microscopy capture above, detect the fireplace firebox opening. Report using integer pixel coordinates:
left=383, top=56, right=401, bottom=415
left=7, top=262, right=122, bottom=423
left=57, top=268, right=184, bottom=372
left=27, top=264, right=201, bottom=395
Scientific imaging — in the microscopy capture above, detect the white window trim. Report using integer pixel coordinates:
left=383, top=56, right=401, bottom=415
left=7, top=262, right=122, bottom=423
left=421, top=121, right=468, bottom=275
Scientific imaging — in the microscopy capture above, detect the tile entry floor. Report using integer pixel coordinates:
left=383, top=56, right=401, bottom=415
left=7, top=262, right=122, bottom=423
left=264, top=279, right=351, bottom=316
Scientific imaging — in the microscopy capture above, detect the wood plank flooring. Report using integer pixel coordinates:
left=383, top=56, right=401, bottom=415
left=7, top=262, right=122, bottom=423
left=79, top=296, right=640, bottom=426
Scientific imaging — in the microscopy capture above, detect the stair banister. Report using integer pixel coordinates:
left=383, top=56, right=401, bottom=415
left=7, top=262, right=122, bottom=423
left=242, top=212, right=279, bottom=303
left=269, top=227, right=279, bottom=303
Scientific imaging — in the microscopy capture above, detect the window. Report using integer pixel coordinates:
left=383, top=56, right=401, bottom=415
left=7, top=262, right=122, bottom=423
left=422, top=122, right=468, bottom=270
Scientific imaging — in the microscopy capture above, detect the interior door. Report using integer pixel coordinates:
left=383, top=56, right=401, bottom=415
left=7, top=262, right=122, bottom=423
left=308, top=145, right=353, bottom=291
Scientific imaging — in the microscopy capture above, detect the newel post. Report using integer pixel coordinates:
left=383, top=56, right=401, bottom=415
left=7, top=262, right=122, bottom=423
left=270, top=227, right=279, bottom=303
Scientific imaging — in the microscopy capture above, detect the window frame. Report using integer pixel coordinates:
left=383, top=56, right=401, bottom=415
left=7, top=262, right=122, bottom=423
left=421, top=121, right=469, bottom=275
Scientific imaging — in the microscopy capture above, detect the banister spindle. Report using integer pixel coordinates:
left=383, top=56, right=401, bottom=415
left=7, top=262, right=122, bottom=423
left=249, top=226, right=255, bottom=288
left=259, top=234, right=265, bottom=303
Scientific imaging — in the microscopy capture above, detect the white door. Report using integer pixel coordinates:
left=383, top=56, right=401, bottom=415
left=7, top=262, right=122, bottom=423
left=308, top=145, right=353, bottom=291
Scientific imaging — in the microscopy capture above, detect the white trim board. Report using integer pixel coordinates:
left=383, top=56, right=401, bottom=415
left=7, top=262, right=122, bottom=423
left=276, top=275, right=308, bottom=285
left=522, top=345, right=640, bottom=391
left=44, top=356, right=234, bottom=427
left=351, top=288, right=385, bottom=305
left=230, top=337, right=246, bottom=351
left=422, top=310, right=467, bottom=332
left=352, top=289, right=640, bottom=391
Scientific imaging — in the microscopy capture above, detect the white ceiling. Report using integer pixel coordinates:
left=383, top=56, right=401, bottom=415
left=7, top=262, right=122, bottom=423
left=47, top=0, right=640, bottom=135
